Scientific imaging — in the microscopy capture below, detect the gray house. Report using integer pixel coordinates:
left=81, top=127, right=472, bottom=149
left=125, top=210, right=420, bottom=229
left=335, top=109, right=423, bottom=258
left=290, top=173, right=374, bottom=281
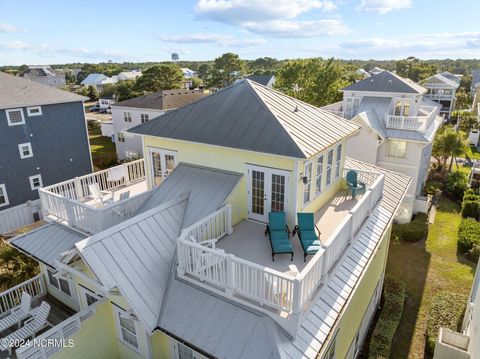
left=0, top=72, right=92, bottom=210
left=22, top=66, right=66, bottom=88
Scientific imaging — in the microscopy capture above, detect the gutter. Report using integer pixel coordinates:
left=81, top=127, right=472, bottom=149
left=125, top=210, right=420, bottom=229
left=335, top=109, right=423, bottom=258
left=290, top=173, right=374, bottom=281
left=152, top=326, right=216, bottom=359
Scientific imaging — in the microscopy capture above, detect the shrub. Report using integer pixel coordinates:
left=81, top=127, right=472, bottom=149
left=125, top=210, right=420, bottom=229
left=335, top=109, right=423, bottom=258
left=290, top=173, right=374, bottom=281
left=458, top=218, right=480, bottom=257
left=445, top=171, right=468, bottom=201
left=461, top=189, right=480, bottom=219
left=368, top=278, right=406, bottom=359
left=391, top=213, right=428, bottom=242
left=426, top=291, right=467, bottom=354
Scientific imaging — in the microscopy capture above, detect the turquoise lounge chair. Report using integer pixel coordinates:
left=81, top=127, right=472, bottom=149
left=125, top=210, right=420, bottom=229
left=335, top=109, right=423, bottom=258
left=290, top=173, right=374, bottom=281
left=346, top=170, right=366, bottom=199
left=265, top=212, right=293, bottom=261
left=293, top=213, right=322, bottom=261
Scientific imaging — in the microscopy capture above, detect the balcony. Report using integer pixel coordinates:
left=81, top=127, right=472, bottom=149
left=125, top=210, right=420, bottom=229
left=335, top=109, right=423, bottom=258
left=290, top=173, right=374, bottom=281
left=433, top=328, right=470, bottom=359
left=39, top=159, right=150, bottom=234
left=426, top=93, right=454, bottom=101
left=385, top=106, right=437, bottom=133
left=176, top=167, right=384, bottom=331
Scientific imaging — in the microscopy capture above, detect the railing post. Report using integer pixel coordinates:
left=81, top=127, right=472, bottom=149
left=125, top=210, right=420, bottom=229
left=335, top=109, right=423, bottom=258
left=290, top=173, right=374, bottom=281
left=320, top=245, right=329, bottom=284
left=226, top=204, right=233, bottom=235
left=292, top=278, right=302, bottom=315
left=226, top=254, right=235, bottom=296
left=123, top=163, right=131, bottom=185
left=74, top=177, right=82, bottom=200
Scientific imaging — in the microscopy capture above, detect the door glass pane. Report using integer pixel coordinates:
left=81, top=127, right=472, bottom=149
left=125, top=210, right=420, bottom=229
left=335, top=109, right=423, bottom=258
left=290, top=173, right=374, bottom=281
left=251, top=170, right=264, bottom=215
left=164, top=154, right=175, bottom=177
left=151, top=152, right=162, bottom=187
left=178, top=343, right=194, bottom=359
left=271, top=174, right=285, bottom=212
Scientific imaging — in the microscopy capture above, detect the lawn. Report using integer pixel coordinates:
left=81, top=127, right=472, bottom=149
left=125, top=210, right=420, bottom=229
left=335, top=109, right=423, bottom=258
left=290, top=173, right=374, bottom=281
left=88, top=126, right=117, bottom=170
left=386, top=197, right=476, bottom=359
left=465, top=145, right=480, bottom=160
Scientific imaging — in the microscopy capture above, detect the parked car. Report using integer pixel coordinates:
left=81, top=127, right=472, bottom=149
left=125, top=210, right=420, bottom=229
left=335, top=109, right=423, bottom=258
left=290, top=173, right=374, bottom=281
left=89, top=104, right=100, bottom=112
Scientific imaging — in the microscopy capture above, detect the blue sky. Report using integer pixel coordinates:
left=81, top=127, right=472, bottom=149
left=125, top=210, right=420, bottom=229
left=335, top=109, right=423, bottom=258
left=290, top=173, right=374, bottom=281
left=1, top=0, right=479, bottom=65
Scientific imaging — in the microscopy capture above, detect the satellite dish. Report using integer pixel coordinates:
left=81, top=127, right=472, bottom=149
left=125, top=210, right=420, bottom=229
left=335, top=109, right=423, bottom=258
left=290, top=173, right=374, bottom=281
left=171, top=53, right=179, bottom=61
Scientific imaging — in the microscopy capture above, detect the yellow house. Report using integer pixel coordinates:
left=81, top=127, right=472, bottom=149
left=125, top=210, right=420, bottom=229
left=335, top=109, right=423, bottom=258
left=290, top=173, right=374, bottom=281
left=3, top=80, right=410, bottom=359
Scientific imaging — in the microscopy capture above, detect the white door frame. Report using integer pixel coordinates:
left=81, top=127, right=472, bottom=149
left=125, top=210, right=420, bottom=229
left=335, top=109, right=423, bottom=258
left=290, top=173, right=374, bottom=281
left=247, top=165, right=290, bottom=223
left=146, top=147, right=177, bottom=188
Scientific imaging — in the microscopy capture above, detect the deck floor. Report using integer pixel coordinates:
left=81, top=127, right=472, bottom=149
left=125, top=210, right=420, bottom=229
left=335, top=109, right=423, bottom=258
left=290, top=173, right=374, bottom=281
left=216, top=190, right=361, bottom=274
left=81, top=180, right=148, bottom=208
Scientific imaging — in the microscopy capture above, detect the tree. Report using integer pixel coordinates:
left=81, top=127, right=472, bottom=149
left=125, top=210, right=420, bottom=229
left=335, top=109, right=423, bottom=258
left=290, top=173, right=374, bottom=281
left=395, top=58, right=437, bottom=81
left=116, top=80, right=142, bottom=101
left=432, top=126, right=468, bottom=171
left=208, top=53, right=245, bottom=87
left=197, top=64, right=210, bottom=80
left=275, top=58, right=352, bottom=107
left=135, top=64, right=183, bottom=92
left=190, top=77, right=202, bottom=89
left=87, top=85, right=99, bottom=101
left=99, top=83, right=116, bottom=98
left=455, top=89, right=471, bottom=110
left=0, top=241, right=39, bottom=290
left=457, top=111, right=479, bottom=133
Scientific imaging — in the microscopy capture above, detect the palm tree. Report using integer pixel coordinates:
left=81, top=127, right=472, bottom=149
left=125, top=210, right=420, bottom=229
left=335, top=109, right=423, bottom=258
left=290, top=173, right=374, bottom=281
left=432, top=126, right=468, bottom=172
left=0, top=239, right=39, bottom=291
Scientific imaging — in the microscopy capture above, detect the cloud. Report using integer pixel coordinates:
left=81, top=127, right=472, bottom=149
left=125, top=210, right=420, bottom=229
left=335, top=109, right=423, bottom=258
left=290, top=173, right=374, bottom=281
left=158, top=32, right=266, bottom=47
left=36, top=44, right=124, bottom=59
left=1, top=41, right=28, bottom=50
left=194, top=0, right=347, bottom=37
left=0, top=23, right=19, bottom=33
left=357, top=0, right=412, bottom=14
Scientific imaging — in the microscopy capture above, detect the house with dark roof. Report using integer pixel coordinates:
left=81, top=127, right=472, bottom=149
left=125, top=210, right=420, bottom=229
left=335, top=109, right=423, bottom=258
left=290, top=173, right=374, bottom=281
left=4, top=79, right=411, bottom=359
left=22, top=66, right=66, bottom=88
left=246, top=73, right=276, bottom=88
left=0, top=71, right=92, bottom=225
left=322, top=70, right=442, bottom=223
left=110, top=89, right=207, bottom=160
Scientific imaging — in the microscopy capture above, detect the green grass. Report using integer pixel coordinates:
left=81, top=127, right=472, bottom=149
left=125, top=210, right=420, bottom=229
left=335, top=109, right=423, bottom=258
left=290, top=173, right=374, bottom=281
left=465, top=146, right=480, bottom=160
left=385, top=197, right=476, bottom=359
left=88, top=127, right=117, bottom=170
left=452, top=162, right=472, bottom=176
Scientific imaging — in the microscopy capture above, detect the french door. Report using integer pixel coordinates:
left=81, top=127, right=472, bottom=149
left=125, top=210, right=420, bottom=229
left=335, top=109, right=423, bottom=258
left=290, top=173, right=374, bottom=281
left=147, top=147, right=177, bottom=187
left=247, top=165, right=289, bottom=223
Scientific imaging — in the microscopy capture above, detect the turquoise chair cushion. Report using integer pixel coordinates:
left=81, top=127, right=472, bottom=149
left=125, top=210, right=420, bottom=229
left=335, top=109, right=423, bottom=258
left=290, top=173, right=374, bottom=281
left=297, top=212, right=315, bottom=231
left=304, top=242, right=321, bottom=254
left=269, top=212, right=286, bottom=232
left=270, top=231, right=288, bottom=241
left=300, top=229, right=318, bottom=242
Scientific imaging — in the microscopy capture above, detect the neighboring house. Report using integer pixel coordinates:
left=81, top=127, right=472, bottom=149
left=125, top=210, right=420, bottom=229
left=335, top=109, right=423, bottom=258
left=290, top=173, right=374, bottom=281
left=117, top=70, right=142, bottom=81
left=440, top=71, right=462, bottom=86
left=433, top=259, right=480, bottom=359
left=356, top=68, right=371, bottom=79
left=369, top=66, right=385, bottom=75
left=246, top=74, right=276, bottom=88
left=322, top=71, right=442, bottom=223
left=0, top=71, right=92, bottom=210
left=110, top=89, right=207, bottom=160
left=471, top=69, right=480, bottom=97
left=181, top=68, right=197, bottom=78
left=422, top=73, right=459, bottom=118
left=7, top=79, right=411, bottom=359
left=80, top=73, right=107, bottom=88
left=22, top=66, right=66, bottom=88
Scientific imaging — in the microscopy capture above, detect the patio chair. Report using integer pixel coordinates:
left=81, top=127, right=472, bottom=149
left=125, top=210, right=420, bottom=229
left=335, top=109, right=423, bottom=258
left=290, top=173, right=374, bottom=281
left=0, top=292, right=34, bottom=333
left=346, top=170, right=366, bottom=199
left=88, top=183, right=113, bottom=205
left=0, top=302, right=51, bottom=355
left=293, top=213, right=322, bottom=261
left=265, top=212, right=294, bottom=261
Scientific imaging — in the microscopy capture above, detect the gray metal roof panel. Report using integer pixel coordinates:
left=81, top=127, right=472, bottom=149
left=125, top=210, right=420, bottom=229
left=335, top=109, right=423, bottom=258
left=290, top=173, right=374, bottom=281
left=0, top=72, right=87, bottom=109
left=246, top=74, right=275, bottom=87
left=112, top=90, right=206, bottom=110
left=10, top=222, right=86, bottom=267
left=343, top=71, right=426, bottom=94
left=129, top=80, right=359, bottom=159
left=137, top=163, right=242, bottom=228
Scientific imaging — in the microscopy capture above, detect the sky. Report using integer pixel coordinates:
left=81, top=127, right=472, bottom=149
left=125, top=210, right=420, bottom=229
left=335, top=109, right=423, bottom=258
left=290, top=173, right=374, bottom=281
left=1, top=0, right=480, bottom=65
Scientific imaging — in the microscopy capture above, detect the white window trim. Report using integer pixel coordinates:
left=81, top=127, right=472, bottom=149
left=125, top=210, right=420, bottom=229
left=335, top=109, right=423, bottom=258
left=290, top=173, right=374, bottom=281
left=335, top=144, right=342, bottom=179
left=18, top=142, right=33, bottom=159
left=6, top=108, right=25, bottom=126
left=303, top=161, right=313, bottom=206
left=0, top=184, right=9, bottom=207
left=322, top=330, right=338, bottom=359
left=326, top=149, right=334, bottom=187
left=113, top=306, right=143, bottom=355
left=124, top=112, right=132, bottom=122
left=315, top=155, right=324, bottom=195
left=141, top=113, right=149, bottom=123
left=46, top=268, right=74, bottom=298
left=27, top=106, right=42, bottom=117
left=29, top=174, right=43, bottom=190
left=78, top=286, right=101, bottom=309
left=170, top=337, right=204, bottom=359
left=387, top=140, right=408, bottom=158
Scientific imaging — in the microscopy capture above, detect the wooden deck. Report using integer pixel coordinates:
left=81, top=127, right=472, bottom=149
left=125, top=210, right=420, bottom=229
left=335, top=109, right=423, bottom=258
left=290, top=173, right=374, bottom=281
left=216, top=190, right=361, bottom=274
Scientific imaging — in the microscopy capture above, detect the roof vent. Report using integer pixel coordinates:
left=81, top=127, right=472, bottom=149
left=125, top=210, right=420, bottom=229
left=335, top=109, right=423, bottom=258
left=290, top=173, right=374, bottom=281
left=388, top=79, right=392, bottom=83
left=370, top=79, right=374, bottom=82
left=293, top=105, right=299, bottom=113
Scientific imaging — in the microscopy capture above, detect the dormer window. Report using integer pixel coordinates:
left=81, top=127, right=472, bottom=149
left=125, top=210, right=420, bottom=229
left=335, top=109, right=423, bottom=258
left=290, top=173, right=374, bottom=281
left=394, top=100, right=411, bottom=116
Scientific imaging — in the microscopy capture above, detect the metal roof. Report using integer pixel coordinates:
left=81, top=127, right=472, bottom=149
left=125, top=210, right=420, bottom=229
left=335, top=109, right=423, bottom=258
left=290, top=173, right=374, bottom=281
left=129, top=80, right=359, bottom=159
left=137, top=163, right=242, bottom=227
left=422, top=74, right=459, bottom=89
left=246, top=74, right=275, bottom=87
left=343, top=71, right=427, bottom=94
left=10, top=222, right=86, bottom=268
left=0, top=71, right=87, bottom=109
left=80, top=73, right=107, bottom=86
left=76, top=196, right=188, bottom=332
left=112, top=90, right=207, bottom=111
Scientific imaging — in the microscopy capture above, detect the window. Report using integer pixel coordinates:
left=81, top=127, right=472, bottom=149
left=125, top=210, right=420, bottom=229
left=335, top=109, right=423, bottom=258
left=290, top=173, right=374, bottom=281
left=123, top=112, right=132, bottom=122
left=46, top=268, right=72, bottom=297
left=117, top=311, right=138, bottom=349
left=140, top=113, right=149, bottom=123
left=27, top=106, right=42, bottom=116
left=178, top=342, right=193, bottom=359
left=29, top=174, right=43, bottom=190
left=0, top=184, right=9, bottom=207
left=345, top=97, right=360, bottom=118
left=18, top=142, right=33, bottom=159
left=117, top=132, right=125, bottom=143
left=85, top=292, right=98, bottom=306
left=335, top=144, right=342, bottom=179
left=394, top=100, right=411, bottom=116
left=387, top=140, right=407, bottom=158
left=315, top=155, right=324, bottom=195
left=326, top=149, right=333, bottom=186
left=6, top=108, right=25, bottom=126
left=323, top=333, right=337, bottom=359
left=303, top=162, right=312, bottom=205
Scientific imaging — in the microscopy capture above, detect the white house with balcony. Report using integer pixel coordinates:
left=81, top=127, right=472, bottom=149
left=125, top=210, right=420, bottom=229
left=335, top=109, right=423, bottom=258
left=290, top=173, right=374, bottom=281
left=0, top=80, right=411, bottom=359
left=323, top=71, right=442, bottom=223
left=421, top=73, right=459, bottom=118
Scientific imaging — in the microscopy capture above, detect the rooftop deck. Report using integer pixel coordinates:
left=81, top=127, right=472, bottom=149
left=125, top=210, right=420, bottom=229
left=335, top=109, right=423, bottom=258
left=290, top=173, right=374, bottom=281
left=216, top=190, right=360, bottom=273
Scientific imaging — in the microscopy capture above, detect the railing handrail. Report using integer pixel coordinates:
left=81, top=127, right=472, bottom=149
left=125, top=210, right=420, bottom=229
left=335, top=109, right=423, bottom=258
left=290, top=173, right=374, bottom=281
left=0, top=273, right=44, bottom=298
left=180, top=205, right=230, bottom=238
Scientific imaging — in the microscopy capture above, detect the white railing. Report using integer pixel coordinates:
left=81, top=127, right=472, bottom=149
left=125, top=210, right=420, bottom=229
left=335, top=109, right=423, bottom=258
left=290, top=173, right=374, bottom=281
left=176, top=170, right=385, bottom=315
left=0, top=274, right=46, bottom=316
left=16, top=300, right=102, bottom=359
left=385, top=106, right=437, bottom=132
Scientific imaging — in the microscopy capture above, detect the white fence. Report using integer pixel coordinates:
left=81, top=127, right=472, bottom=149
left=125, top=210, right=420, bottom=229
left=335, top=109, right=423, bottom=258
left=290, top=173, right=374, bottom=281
left=385, top=106, right=437, bottom=133
left=176, top=171, right=385, bottom=315
left=0, top=274, right=46, bottom=316
left=0, top=200, right=42, bottom=235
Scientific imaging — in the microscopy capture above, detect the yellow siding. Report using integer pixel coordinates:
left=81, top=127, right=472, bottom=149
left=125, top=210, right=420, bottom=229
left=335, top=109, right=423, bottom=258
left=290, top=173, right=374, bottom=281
left=151, top=331, right=172, bottom=359
left=328, top=228, right=391, bottom=359
left=51, top=301, right=119, bottom=359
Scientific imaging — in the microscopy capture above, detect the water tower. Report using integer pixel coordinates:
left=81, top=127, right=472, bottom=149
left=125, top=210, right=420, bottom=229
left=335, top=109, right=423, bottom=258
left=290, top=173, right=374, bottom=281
left=171, top=53, right=179, bottom=62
